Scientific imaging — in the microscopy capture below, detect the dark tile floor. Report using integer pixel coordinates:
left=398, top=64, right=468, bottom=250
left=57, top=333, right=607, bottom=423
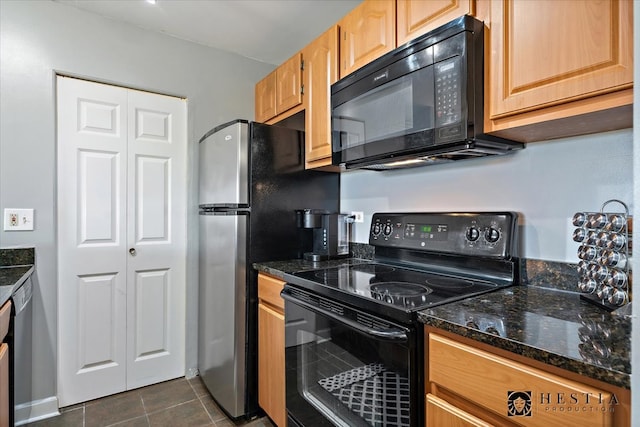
left=26, top=377, right=276, bottom=427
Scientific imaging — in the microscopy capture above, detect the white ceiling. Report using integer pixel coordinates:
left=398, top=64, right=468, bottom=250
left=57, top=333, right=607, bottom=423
left=53, top=0, right=362, bottom=65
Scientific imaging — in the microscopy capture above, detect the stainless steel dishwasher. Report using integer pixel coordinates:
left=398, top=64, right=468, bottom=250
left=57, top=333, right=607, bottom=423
left=10, top=276, right=33, bottom=425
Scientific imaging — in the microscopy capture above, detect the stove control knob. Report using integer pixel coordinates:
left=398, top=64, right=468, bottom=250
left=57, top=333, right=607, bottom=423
left=383, top=224, right=393, bottom=236
left=371, top=223, right=382, bottom=236
left=485, top=227, right=500, bottom=243
left=466, top=227, right=480, bottom=242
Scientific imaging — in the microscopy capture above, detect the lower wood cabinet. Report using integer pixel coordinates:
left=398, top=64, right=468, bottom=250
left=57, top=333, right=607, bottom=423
left=425, top=329, right=630, bottom=427
left=0, top=343, right=8, bottom=427
left=257, top=273, right=286, bottom=426
left=0, top=300, right=11, bottom=427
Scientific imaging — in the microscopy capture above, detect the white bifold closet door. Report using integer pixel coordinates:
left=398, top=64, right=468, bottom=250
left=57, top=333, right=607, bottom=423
left=57, top=76, right=186, bottom=407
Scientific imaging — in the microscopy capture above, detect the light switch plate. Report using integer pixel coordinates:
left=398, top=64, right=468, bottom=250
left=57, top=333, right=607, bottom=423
left=4, top=208, right=34, bottom=231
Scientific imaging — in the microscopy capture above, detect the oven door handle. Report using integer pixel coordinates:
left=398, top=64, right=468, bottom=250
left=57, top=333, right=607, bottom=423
left=281, top=291, right=409, bottom=342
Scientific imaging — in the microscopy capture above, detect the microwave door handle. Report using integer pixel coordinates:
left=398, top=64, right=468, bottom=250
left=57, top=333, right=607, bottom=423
left=281, top=290, right=409, bottom=342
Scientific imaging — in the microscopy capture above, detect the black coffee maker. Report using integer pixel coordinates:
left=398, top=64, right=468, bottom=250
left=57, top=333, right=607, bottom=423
left=296, top=209, right=351, bottom=261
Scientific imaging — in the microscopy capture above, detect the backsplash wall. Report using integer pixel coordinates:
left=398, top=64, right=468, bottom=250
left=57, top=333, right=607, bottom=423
left=341, top=129, right=633, bottom=263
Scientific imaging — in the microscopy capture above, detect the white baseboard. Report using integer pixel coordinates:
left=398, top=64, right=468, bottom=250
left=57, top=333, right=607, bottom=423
left=15, top=396, right=60, bottom=426
left=186, top=367, right=199, bottom=379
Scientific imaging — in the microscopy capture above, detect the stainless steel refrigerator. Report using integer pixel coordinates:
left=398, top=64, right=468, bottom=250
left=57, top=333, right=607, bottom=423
left=198, top=119, right=339, bottom=419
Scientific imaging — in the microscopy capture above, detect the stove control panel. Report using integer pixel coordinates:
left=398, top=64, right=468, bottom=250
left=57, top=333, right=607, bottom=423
left=369, top=212, right=519, bottom=259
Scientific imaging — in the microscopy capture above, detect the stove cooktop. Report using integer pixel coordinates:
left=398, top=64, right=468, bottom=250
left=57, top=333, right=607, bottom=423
left=286, top=212, right=519, bottom=324
left=291, top=262, right=502, bottom=313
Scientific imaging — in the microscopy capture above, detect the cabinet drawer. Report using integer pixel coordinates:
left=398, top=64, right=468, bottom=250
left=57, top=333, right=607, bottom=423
left=258, top=274, right=285, bottom=312
left=426, top=393, right=492, bottom=427
left=0, top=300, right=11, bottom=340
left=429, top=334, right=613, bottom=427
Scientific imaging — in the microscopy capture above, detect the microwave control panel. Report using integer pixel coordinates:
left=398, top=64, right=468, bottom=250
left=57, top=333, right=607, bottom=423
left=435, top=57, right=462, bottom=128
left=369, top=212, right=518, bottom=259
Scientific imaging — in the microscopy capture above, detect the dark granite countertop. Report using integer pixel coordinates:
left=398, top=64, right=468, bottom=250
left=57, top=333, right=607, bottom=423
left=255, top=256, right=631, bottom=390
left=418, top=286, right=631, bottom=389
left=0, top=266, right=34, bottom=306
left=0, top=247, right=35, bottom=307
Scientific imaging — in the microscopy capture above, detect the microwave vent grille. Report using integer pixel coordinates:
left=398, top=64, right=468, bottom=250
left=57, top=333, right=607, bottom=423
left=361, top=145, right=520, bottom=171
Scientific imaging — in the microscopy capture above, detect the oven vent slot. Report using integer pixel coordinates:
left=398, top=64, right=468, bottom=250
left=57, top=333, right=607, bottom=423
left=289, top=288, right=316, bottom=304
left=356, top=313, right=391, bottom=330
left=319, top=299, right=344, bottom=315
left=288, top=288, right=345, bottom=315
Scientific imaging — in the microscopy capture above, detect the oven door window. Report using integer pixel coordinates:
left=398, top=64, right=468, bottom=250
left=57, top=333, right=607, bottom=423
left=285, top=297, right=414, bottom=427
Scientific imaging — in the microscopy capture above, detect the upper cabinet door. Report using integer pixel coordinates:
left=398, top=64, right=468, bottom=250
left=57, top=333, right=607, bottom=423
left=303, top=26, right=339, bottom=167
left=255, top=71, right=277, bottom=123
left=339, top=0, right=396, bottom=78
left=255, top=53, right=303, bottom=123
left=276, top=52, right=303, bottom=115
left=397, top=0, right=475, bottom=46
left=489, top=0, right=633, bottom=120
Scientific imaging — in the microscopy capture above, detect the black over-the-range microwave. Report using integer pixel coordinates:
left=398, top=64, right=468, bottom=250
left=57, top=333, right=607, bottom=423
left=331, top=16, right=524, bottom=171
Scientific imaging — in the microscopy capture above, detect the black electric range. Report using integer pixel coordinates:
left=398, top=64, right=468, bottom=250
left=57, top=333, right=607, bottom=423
left=284, top=212, right=521, bottom=324
left=282, top=212, right=520, bottom=427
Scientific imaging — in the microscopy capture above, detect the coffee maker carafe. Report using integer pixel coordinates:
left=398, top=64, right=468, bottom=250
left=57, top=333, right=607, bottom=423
left=296, top=209, right=351, bottom=262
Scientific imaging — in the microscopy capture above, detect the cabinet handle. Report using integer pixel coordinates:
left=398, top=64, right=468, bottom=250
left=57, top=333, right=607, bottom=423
left=129, top=248, right=136, bottom=256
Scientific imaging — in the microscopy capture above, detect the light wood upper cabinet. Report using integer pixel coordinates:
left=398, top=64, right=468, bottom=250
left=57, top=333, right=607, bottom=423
left=255, top=71, right=277, bottom=123
left=303, top=26, right=339, bottom=167
left=276, top=53, right=303, bottom=115
left=255, top=53, right=303, bottom=123
left=257, top=273, right=286, bottom=427
left=484, top=0, right=633, bottom=141
left=397, top=0, right=476, bottom=45
left=339, top=0, right=396, bottom=78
